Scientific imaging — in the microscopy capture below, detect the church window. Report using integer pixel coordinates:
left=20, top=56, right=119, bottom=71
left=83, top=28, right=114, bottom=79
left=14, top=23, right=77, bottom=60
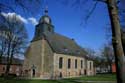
left=77, top=50, right=80, bottom=54
left=48, top=27, right=51, bottom=32
left=75, top=59, right=77, bottom=69
left=59, top=57, right=63, bottom=69
left=90, top=62, right=92, bottom=70
left=78, top=51, right=80, bottom=54
left=81, top=60, right=83, bottom=68
left=68, top=58, right=71, bottom=69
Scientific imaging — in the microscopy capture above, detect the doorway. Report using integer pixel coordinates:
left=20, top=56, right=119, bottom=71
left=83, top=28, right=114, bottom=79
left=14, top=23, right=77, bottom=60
left=32, top=69, right=35, bottom=77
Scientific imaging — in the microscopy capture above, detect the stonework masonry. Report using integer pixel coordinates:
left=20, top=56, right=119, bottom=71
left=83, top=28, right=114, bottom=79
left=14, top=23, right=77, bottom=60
left=23, top=39, right=94, bottom=79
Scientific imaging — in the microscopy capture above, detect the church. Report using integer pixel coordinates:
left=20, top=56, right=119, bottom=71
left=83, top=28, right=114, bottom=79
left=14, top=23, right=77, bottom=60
left=23, top=8, right=94, bottom=79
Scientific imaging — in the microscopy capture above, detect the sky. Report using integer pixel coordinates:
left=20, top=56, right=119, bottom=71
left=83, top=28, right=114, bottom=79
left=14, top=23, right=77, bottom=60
left=26, top=0, right=110, bottom=52
left=1, top=0, right=112, bottom=52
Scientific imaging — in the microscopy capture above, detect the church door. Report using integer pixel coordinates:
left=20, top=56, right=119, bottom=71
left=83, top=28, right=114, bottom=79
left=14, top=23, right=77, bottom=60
left=31, top=65, right=36, bottom=77
left=32, top=69, right=35, bottom=77
left=84, top=69, right=86, bottom=75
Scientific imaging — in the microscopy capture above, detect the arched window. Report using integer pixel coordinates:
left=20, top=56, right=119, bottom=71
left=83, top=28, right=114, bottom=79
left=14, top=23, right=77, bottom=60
left=68, top=59, right=71, bottom=69
left=81, top=60, right=83, bottom=68
left=90, top=62, right=92, bottom=70
left=59, top=57, right=63, bottom=69
left=75, top=59, right=77, bottom=69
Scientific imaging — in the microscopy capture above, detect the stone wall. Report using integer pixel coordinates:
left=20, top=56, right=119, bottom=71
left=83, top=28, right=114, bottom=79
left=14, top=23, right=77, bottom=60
left=23, top=39, right=54, bottom=78
left=86, top=60, right=94, bottom=76
left=53, top=53, right=86, bottom=78
left=23, top=39, right=44, bottom=77
left=23, top=39, right=94, bottom=79
left=42, top=39, right=54, bottom=78
left=0, top=64, right=22, bottom=76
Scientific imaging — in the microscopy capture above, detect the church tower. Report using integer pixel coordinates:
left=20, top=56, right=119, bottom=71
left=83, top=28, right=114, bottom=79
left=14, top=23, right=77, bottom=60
left=23, top=8, right=54, bottom=78
left=32, top=7, right=54, bottom=42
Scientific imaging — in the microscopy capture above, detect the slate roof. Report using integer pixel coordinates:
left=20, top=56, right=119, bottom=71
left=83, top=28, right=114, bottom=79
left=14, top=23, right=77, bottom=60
left=43, top=32, right=87, bottom=58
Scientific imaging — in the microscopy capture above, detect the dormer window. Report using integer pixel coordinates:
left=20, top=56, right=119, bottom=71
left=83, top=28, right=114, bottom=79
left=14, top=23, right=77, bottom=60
left=76, top=50, right=80, bottom=54
left=63, top=47, right=68, bottom=52
left=78, top=51, right=80, bottom=54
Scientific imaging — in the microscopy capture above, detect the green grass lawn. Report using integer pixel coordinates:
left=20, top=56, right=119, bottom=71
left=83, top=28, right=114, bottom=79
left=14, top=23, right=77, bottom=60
left=0, top=74, right=117, bottom=83
left=69, top=74, right=117, bottom=81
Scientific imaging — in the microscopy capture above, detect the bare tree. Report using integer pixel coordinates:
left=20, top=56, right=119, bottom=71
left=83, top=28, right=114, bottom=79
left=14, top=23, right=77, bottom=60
left=0, top=0, right=42, bottom=15
left=0, top=13, right=28, bottom=76
left=0, top=26, right=8, bottom=63
left=101, top=44, right=115, bottom=73
left=85, top=48, right=96, bottom=59
left=57, top=0, right=125, bottom=82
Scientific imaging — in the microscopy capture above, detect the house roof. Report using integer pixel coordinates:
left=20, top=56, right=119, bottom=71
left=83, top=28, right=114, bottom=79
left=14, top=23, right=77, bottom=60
left=0, top=57, right=23, bottom=65
left=43, top=32, right=88, bottom=58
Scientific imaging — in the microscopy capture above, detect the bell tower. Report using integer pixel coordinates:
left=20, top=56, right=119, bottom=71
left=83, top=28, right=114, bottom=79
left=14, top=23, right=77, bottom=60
left=32, top=7, right=54, bottom=42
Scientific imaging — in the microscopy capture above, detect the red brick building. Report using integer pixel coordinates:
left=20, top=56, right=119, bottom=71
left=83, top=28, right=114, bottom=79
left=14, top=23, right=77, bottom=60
left=111, top=63, right=116, bottom=73
left=0, top=57, right=23, bottom=76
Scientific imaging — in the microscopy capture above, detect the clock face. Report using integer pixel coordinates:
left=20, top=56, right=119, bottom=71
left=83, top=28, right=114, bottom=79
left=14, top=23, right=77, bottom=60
left=44, top=17, right=50, bottom=23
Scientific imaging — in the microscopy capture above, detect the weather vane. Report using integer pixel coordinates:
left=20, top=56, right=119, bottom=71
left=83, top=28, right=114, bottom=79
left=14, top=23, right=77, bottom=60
left=44, top=5, right=48, bottom=15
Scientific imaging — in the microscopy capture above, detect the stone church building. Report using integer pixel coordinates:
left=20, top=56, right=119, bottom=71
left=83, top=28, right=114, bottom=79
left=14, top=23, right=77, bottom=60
left=23, top=8, right=94, bottom=79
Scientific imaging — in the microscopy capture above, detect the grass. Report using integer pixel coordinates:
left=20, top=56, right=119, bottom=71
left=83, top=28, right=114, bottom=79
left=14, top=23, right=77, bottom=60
left=69, top=74, right=117, bottom=81
left=0, top=79, right=83, bottom=83
left=0, top=74, right=117, bottom=83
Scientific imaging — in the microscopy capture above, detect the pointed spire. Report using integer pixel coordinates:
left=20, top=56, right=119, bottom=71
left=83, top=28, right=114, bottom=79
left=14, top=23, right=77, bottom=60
left=44, top=6, right=48, bottom=15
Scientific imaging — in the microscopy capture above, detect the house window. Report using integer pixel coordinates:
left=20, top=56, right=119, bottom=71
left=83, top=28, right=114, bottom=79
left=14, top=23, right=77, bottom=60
left=68, top=59, right=71, bottom=69
left=81, top=60, right=83, bottom=68
left=9, top=67, right=12, bottom=72
left=3, top=67, right=5, bottom=71
left=75, top=59, right=77, bottom=69
left=59, top=57, right=63, bottom=69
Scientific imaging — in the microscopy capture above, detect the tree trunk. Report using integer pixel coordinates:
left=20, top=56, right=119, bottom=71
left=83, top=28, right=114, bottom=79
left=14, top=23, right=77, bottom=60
left=5, top=63, right=10, bottom=76
left=5, top=47, right=14, bottom=77
left=4, top=41, right=11, bottom=77
left=4, top=54, right=11, bottom=77
left=107, top=0, right=125, bottom=83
